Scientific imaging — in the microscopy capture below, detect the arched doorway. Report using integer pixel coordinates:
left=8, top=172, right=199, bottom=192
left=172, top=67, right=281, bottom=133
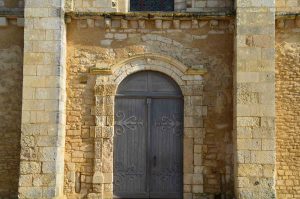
left=113, top=71, right=183, bottom=199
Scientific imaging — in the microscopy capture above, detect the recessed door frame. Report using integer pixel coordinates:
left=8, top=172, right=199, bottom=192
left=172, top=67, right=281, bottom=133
left=90, top=55, right=205, bottom=199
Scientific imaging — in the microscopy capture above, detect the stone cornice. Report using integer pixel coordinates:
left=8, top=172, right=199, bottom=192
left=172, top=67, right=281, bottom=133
left=276, top=12, right=300, bottom=19
left=66, top=11, right=300, bottom=20
left=65, top=11, right=235, bottom=20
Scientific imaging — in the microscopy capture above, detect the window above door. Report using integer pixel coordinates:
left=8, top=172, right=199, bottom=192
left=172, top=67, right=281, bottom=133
left=130, top=0, right=174, bottom=12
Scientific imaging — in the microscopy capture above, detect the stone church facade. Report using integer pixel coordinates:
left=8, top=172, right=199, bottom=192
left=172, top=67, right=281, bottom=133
left=0, top=0, right=299, bottom=198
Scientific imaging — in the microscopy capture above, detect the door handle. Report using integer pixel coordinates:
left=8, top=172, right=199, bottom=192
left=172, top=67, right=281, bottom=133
left=153, top=156, right=157, bottom=167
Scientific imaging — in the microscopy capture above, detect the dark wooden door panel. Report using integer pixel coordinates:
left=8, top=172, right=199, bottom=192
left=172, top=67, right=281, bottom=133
left=150, top=98, right=183, bottom=198
left=114, top=98, right=148, bottom=198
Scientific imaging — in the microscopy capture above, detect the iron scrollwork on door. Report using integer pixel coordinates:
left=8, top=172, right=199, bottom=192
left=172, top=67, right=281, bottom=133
left=114, top=161, right=144, bottom=188
left=155, top=113, right=182, bottom=136
left=115, top=111, right=143, bottom=136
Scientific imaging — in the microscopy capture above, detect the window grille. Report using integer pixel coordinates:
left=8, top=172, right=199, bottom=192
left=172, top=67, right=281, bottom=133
left=130, top=0, right=174, bottom=11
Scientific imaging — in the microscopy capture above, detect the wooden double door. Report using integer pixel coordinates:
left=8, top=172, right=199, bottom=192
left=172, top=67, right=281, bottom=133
left=113, top=71, right=183, bottom=199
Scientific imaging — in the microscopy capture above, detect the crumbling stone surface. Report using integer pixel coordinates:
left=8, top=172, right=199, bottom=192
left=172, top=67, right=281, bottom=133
left=0, top=23, right=23, bottom=198
left=276, top=20, right=300, bottom=199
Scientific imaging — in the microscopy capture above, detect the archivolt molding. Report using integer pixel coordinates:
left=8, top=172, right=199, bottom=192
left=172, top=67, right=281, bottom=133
left=111, top=53, right=189, bottom=73
left=91, top=53, right=207, bottom=86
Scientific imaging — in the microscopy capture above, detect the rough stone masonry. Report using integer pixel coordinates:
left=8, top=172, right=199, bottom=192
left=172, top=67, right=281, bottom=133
left=0, top=0, right=299, bottom=198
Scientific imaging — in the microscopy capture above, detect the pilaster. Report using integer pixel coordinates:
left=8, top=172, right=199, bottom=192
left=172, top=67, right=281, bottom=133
left=234, top=0, right=276, bottom=198
left=18, top=0, right=66, bottom=198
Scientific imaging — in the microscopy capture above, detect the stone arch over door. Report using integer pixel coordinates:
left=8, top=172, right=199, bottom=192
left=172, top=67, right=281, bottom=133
left=89, top=55, right=206, bottom=199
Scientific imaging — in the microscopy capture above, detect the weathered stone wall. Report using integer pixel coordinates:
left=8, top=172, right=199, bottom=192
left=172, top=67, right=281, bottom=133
left=18, top=0, right=67, bottom=198
left=65, top=0, right=233, bottom=12
left=276, top=17, right=300, bottom=199
left=65, top=16, right=234, bottom=198
left=276, top=0, right=300, bottom=12
left=0, top=21, right=23, bottom=198
left=234, top=0, right=276, bottom=198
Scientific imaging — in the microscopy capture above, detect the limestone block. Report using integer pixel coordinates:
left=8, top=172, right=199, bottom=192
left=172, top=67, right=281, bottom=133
left=19, top=175, right=33, bottom=187
left=183, top=193, right=193, bottom=199
left=193, top=174, right=203, bottom=184
left=34, top=17, right=61, bottom=30
left=114, top=33, right=127, bottom=40
left=262, top=164, right=275, bottom=178
left=129, top=20, right=138, bottom=28
left=42, top=187, right=56, bottom=198
left=261, top=139, right=275, bottom=151
left=180, top=21, right=192, bottom=29
left=194, top=145, right=202, bottom=153
left=194, top=153, right=202, bottom=165
left=138, top=20, right=145, bottom=29
left=35, top=88, right=59, bottom=100
left=163, top=20, right=172, bottom=29
left=19, top=187, right=43, bottom=198
left=103, top=191, right=113, bottom=198
left=184, top=174, right=193, bottom=184
left=250, top=151, right=275, bottom=164
left=194, top=1, right=206, bottom=7
left=105, top=18, right=111, bottom=28
left=94, top=18, right=104, bottom=28
left=42, top=162, right=56, bottom=173
left=237, top=150, right=251, bottom=164
left=184, top=138, right=193, bottom=173
left=112, top=19, right=120, bottom=28
left=184, top=116, right=203, bottom=127
left=192, top=185, right=203, bottom=193
left=0, top=17, right=7, bottom=26
left=155, top=20, right=162, bottom=29
left=208, top=0, right=219, bottom=7
left=238, top=164, right=263, bottom=177
left=102, top=126, right=113, bottom=138
left=39, top=147, right=57, bottom=161
left=92, top=171, right=103, bottom=184
left=121, top=19, right=128, bottom=28
left=237, top=139, right=261, bottom=150
left=20, top=162, right=41, bottom=174
left=236, top=125, right=252, bottom=137
left=184, top=185, right=192, bottom=194
left=103, top=173, right=113, bottom=183
left=33, top=174, right=56, bottom=187
left=87, top=193, right=103, bottom=199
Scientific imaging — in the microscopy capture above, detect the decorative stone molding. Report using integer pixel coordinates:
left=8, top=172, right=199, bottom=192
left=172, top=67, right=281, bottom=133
left=111, top=53, right=188, bottom=73
left=90, top=53, right=207, bottom=77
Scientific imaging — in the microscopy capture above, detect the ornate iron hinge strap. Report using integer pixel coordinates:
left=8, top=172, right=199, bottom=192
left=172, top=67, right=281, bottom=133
left=155, top=114, right=182, bottom=136
left=115, top=111, right=143, bottom=135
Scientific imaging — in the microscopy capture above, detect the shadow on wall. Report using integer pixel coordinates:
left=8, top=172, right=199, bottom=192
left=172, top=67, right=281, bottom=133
left=0, top=24, right=24, bottom=198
